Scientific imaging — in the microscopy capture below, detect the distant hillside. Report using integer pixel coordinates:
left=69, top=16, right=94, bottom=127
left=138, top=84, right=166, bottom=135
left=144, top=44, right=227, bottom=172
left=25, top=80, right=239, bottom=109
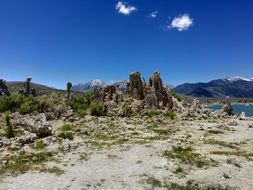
left=6, top=81, right=63, bottom=94
left=174, top=77, right=253, bottom=98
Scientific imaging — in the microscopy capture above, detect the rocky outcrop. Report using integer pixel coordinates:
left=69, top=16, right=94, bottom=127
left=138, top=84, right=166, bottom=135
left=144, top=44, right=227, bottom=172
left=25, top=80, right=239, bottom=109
left=98, top=84, right=123, bottom=104
left=126, top=72, right=145, bottom=100
left=126, top=71, right=173, bottom=109
left=222, top=96, right=233, bottom=116
left=144, top=86, right=158, bottom=108
left=12, top=113, right=52, bottom=138
left=148, top=72, right=173, bottom=109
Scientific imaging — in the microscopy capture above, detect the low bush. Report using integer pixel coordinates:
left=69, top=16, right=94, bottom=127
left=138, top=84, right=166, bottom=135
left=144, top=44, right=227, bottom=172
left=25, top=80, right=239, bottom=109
left=68, top=92, right=92, bottom=117
left=34, top=140, right=45, bottom=149
left=59, top=131, right=74, bottom=140
left=171, top=91, right=182, bottom=102
left=61, top=124, right=75, bottom=131
left=163, top=111, right=176, bottom=119
left=145, top=109, right=161, bottom=117
left=0, top=94, right=52, bottom=114
left=59, top=124, right=76, bottom=140
left=121, top=103, right=132, bottom=117
left=89, top=101, right=104, bottom=116
left=5, top=115, right=14, bottom=139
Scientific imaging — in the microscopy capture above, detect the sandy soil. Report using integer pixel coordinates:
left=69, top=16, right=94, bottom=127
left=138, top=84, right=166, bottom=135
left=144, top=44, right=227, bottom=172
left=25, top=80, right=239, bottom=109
left=0, top=117, right=253, bottom=190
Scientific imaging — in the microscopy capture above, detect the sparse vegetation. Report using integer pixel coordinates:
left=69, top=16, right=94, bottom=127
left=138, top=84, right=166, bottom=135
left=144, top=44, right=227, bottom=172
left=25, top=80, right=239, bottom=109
left=163, top=111, right=176, bottom=119
left=68, top=92, right=92, bottom=117
left=163, top=146, right=209, bottom=168
left=89, top=101, right=104, bottom=116
left=204, top=140, right=237, bottom=149
left=121, top=103, right=133, bottom=117
left=145, top=109, right=161, bottom=117
left=204, top=129, right=224, bottom=137
left=59, top=124, right=76, bottom=140
left=5, top=115, right=14, bottom=139
left=144, top=175, right=162, bottom=188
left=173, top=166, right=184, bottom=174
left=40, top=166, right=64, bottom=176
left=222, top=172, right=231, bottom=179
left=226, top=159, right=241, bottom=168
left=212, top=150, right=253, bottom=160
left=171, top=91, right=182, bottom=102
left=61, top=124, right=76, bottom=131
left=79, top=153, right=88, bottom=161
left=34, top=140, right=45, bottom=149
left=59, top=131, right=74, bottom=140
left=0, top=94, right=52, bottom=114
left=0, top=150, right=55, bottom=177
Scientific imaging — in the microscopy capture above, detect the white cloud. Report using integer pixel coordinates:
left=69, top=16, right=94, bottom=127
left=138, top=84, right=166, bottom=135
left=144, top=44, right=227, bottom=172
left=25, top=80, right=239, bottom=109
left=170, top=14, right=193, bottom=31
left=115, top=1, right=137, bottom=15
left=150, top=11, right=158, bottom=18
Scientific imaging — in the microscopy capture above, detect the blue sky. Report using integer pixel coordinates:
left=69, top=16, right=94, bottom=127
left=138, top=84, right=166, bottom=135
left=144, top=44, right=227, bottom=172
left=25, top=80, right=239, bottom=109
left=1, top=0, right=253, bottom=89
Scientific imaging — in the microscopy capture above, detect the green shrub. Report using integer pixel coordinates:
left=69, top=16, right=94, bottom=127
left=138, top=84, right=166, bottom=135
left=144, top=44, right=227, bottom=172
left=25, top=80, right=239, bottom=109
left=121, top=103, right=132, bottom=117
left=171, top=91, right=182, bottom=102
left=34, top=140, right=45, bottom=149
left=61, top=124, right=75, bottom=131
left=68, top=92, right=92, bottom=117
left=0, top=94, right=51, bottom=114
left=5, top=115, right=14, bottom=138
left=163, top=111, right=176, bottom=119
left=145, top=109, right=161, bottom=117
left=77, top=109, right=87, bottom=118
left=59, top=124, right=75, bottom=140
left=89, top=101, right=104, bottom=116
left=59, top=131, right=74, bottom=140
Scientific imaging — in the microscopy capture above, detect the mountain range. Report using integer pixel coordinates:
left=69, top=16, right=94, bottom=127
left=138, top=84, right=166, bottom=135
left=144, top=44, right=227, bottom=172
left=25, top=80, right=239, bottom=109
left=71, top=80, right=128, bottom=92
left=173, top=77, right=253, bottom=98
left=5, top=76, right=253, bottom=98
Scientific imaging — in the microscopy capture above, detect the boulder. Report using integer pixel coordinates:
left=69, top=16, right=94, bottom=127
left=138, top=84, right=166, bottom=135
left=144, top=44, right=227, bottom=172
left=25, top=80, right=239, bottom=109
left=239, top=112, right=246, bottom=120
left=15, top=132, right=37, bottom=145
left=13, top=113, right=52, bottom=138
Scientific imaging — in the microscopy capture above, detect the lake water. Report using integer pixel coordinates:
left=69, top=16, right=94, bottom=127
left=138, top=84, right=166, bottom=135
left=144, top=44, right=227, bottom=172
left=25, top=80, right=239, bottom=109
left=207, top=104, right=253, bottom=116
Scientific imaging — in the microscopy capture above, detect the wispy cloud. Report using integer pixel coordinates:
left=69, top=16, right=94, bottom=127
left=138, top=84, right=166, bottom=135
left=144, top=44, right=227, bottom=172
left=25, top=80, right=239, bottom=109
left=169, top=14, right=193, bottom=31
left=149, top=11, right=158, bottom=18
left=115, top=1, right=137, bottom=15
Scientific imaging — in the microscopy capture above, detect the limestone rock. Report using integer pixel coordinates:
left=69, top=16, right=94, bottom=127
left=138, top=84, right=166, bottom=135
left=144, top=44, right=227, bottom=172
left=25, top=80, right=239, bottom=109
left=12, top=113, right=52, bottom=138
left=15, top=132, right=37, bottom=145
left=127, top=72, right=144, bottom=100
left=222, top=96, right=233, bottom=116
left=239, top=112, right=246, bottom=120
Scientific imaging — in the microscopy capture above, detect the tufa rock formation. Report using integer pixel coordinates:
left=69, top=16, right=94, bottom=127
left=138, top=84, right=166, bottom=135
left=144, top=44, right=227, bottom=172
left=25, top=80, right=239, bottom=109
left=222, top=96, right=233, bottom=116
left=125, top=71, right=173, bottom=109
left=67, top=82, right=72, bottom=101
left=147, top=72, right=173, bottom=109
left=24, top=78, right=32, bottom=96
left=126, top=72, right=144, bottom=100
left=19, top=78, right=37, bottom=96
left=0, top=79, right=10, bottom=96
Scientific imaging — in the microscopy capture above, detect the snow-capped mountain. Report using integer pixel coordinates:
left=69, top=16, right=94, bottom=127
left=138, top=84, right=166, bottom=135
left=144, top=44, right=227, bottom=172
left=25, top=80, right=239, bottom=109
left=71, top=80, right=107, bottom=92
left=224, top=76, right=253, bottom=82
left=72, top=79, right=174, bottom=93
left=174, top=76, right=253, bottom=98
left=71, top=79, right=128, bottom=92
left=113, top=80, right=128, bottom=92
